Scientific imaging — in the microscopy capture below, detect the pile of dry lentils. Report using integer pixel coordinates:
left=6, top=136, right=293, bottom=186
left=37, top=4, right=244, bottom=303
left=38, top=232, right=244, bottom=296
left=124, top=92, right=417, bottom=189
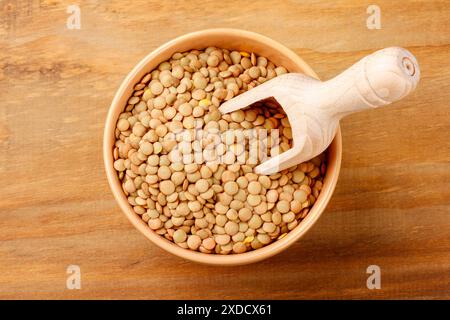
left=113, top=47, right=326, bottom=254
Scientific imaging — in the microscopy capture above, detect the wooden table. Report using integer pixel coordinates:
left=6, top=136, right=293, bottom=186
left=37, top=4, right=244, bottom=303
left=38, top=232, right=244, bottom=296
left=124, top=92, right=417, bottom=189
left=1, top=0, right=449, bottom=299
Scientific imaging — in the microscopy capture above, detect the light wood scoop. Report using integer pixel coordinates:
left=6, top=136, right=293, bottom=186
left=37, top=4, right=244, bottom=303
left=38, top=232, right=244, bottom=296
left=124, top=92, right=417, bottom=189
left=219, top=47, right=420, bottom=175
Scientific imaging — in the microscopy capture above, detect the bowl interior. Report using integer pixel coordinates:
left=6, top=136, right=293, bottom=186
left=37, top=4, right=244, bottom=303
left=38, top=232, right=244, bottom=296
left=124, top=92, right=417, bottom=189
left=104, top=29, right=342, bottom=266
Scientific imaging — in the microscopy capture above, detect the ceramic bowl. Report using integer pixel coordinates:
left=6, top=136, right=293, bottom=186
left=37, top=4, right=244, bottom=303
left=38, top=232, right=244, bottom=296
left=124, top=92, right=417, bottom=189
left=104, top=28, right=342, bottom=266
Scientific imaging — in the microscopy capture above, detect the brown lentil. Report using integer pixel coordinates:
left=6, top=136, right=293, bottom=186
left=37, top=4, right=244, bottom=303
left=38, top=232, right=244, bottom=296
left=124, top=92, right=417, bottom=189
left=113, top=47, right=326, bottom=255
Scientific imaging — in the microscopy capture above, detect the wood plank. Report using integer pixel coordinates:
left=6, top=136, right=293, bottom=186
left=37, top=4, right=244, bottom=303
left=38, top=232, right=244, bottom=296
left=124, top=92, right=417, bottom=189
left=0, top=0, right=449, bottom=299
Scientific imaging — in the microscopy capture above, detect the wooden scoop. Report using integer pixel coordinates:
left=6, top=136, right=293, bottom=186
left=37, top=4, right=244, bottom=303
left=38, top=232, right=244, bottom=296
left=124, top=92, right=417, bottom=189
left=219, top=47, right=420, bottom=175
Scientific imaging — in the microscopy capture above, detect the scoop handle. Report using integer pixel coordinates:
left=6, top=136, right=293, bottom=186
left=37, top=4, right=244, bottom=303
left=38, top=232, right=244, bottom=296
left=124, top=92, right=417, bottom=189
left=316, top=47, right=420, bottom=118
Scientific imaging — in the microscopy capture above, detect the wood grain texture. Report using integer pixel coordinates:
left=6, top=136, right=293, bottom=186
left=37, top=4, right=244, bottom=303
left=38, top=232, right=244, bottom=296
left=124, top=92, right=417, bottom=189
left=0, top=0, right=449, bottom=299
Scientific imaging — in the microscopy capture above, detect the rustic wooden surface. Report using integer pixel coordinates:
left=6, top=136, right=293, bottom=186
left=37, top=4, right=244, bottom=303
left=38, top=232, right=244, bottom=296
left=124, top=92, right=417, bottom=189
left=1, top=0, right=449, bottom=299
